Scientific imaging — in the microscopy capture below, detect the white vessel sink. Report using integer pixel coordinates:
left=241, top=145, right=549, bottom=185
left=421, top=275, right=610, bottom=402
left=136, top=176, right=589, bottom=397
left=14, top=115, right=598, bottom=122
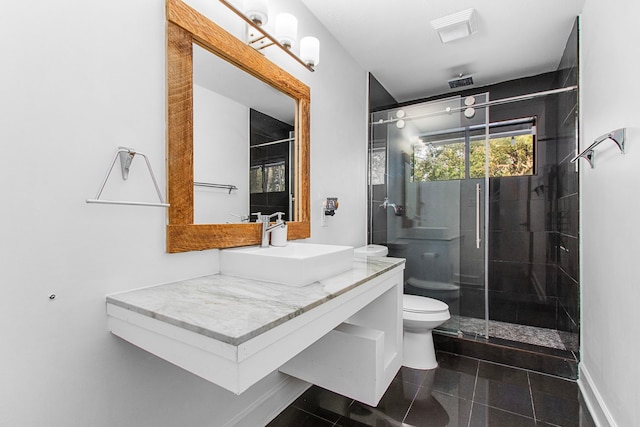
left=220, top=242, right=354, bottom=287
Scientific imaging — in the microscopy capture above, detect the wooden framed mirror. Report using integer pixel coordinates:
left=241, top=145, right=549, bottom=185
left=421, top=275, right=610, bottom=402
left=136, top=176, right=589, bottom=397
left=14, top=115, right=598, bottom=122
left=166, top=0, right=310, bottom=252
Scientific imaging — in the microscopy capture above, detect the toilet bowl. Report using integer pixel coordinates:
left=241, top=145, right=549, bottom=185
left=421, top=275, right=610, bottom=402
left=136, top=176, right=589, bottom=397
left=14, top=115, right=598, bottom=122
left=403, top=294, right=450, bottom=370
left=355, top=245, right=451, bottom=369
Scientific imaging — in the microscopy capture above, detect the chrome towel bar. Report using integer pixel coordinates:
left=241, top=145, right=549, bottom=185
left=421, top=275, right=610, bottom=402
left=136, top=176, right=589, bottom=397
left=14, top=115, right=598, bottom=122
left=194, top=182, right=238, bottom=194
left=86, top=147, right=169, bottom=207
left=571, top=128, right=626, bottom=168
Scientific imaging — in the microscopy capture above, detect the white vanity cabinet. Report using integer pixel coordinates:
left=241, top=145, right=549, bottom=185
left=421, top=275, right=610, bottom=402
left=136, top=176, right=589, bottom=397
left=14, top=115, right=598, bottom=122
left=280, top=271, right=402, bottom=405
left=106, top=257, right=404, bottom=405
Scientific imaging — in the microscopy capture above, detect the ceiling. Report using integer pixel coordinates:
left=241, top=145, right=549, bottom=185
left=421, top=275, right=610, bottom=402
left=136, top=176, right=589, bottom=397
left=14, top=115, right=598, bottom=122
left=301, top=0, right=585, bottom=103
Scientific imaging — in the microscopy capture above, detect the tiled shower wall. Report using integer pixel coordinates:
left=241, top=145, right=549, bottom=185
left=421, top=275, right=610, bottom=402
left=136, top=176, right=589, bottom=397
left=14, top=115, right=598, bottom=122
left=368, top=75, right=396, bottom=245
left=554, top=20, right=580, bottom=334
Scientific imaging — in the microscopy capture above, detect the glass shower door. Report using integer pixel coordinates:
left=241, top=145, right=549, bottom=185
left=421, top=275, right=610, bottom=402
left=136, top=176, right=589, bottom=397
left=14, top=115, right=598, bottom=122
left=370, top=94, right=489, bottom=337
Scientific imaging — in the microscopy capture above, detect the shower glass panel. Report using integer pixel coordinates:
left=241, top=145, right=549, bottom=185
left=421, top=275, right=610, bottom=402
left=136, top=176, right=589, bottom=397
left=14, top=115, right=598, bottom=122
left=370, top=94, right=489, bottom=337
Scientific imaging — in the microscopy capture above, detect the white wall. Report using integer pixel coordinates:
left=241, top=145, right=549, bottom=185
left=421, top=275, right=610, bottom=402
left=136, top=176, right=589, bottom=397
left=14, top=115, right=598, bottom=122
left=579, top=0, right=640, bottom=425
left=0, top=0, right=368, bottom=426
left=193, top=84, right=248, bottom=224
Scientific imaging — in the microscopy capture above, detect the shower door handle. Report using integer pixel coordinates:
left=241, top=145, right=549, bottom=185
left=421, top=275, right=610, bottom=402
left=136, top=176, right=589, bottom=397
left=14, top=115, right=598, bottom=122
left=476, top=183, right=482, bottom=249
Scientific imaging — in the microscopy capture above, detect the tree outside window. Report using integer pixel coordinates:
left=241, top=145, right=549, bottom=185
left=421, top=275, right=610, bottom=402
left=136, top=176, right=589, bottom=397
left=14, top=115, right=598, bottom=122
left=469, top=135, right=534, bottom=178
left=412, top=120, right=535, bottom=182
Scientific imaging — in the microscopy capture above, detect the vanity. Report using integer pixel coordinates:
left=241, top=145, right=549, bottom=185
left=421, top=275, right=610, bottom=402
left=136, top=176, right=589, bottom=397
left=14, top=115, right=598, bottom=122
left=107, top=254, right=404, bottom=406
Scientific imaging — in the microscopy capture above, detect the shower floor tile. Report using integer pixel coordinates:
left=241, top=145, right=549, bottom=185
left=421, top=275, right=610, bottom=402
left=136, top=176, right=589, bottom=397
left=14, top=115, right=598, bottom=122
left=442, top=315, right=579, bottom=352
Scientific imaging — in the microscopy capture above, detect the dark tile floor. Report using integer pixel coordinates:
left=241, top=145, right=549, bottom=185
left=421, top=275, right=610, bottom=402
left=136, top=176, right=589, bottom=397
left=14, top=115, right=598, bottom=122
left=267, top=351, right=596, bottom=427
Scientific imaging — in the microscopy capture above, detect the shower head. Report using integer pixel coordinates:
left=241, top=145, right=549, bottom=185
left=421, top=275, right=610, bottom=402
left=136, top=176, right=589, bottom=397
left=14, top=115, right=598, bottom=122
left=448, top=75, right=474, bottom=89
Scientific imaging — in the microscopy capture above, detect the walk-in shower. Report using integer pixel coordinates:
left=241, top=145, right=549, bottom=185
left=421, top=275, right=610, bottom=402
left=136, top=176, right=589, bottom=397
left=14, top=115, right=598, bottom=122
left=368, top=84, right=580, bottom=362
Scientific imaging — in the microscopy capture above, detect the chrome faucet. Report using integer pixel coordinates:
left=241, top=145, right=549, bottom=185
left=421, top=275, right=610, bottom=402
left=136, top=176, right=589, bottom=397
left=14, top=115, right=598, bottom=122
left=253, top=212, right=286, bottom=247
left=379, top=197, right=403, bottom=216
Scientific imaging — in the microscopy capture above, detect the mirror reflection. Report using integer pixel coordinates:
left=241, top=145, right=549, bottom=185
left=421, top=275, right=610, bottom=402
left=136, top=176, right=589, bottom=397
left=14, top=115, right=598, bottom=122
left=192, top=44, right=295, bottom=224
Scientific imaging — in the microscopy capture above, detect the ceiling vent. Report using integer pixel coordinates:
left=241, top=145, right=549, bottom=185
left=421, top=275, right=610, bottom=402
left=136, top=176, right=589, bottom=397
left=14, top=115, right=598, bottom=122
left=431, top=9, right=478, bottom=43
left=448, top=76, right=474, bottom=89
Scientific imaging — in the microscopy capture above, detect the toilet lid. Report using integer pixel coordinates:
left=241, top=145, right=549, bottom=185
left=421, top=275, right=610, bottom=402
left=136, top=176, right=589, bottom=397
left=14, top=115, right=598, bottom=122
left=407, top=277, right=460, bottom=291
left=403, top=294, right=449, bottom=314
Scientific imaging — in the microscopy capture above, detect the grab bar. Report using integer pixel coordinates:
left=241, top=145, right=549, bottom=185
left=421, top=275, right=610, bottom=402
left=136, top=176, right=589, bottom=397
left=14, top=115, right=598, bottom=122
left=86, top=147, right=169, bottom=207
left=194, top=182, right=238, bottom=194
left=571, top=128, right=626, bottom=168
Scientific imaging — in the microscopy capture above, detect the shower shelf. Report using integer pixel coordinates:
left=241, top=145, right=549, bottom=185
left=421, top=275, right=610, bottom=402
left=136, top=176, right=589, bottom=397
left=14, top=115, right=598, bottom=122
left=86, top=147, right=169, bottom=208
left=571, top=128, right=626, bottom=168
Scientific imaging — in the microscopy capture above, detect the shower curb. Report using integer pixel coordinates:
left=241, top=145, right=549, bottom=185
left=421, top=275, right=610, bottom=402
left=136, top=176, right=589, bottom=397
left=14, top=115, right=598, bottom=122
left=433, top=331, right=578, bottom=379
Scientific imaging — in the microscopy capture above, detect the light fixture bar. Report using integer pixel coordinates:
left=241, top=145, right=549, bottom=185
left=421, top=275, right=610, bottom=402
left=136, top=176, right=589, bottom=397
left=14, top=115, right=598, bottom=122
left=219, top=0, right=315, bottom=72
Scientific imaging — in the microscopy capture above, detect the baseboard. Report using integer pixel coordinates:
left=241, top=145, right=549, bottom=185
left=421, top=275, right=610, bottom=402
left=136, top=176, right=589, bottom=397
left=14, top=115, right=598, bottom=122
left=223, top=375, right=311, bottom=427
left=578, top=363, right=617, bottom=427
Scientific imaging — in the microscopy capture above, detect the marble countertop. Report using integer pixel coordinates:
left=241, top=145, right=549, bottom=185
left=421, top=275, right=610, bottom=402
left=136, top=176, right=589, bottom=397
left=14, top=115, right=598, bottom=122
left=107, top=257, right=404, bottom=346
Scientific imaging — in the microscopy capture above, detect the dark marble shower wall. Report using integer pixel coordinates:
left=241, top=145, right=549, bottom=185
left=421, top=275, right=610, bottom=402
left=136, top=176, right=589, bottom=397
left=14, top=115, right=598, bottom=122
left=249, top=109, right=294, bottom=217
left=554, top=19, right=580, bottom=334
left=368, top=74, right=397, bottom=245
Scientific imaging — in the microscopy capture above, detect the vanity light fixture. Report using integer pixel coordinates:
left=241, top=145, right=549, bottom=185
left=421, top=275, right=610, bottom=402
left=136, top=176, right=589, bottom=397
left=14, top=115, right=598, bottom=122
left=431, top=8, right=478, bottom=43
left=219, top=0, right=320, bottom=71
left=300, top=36, right=320, bottom=67
left=244, top=0, right=268, bottom=26
left=275, top=13, right=297, bottom=48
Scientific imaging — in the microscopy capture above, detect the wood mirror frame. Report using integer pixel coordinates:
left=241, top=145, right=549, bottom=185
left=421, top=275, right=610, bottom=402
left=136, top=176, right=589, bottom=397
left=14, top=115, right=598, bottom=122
left=166, top=0, right=310, bottom=253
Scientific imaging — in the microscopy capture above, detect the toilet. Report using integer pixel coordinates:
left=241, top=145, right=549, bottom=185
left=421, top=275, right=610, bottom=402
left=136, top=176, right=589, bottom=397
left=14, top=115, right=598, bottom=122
left=355, top=245, right=451, bottom=370
left=403, top=294, right=450, bottom=369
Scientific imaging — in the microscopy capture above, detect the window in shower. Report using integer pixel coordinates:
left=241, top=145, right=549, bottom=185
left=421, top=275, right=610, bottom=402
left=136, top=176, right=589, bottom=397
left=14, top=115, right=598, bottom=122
left=411, top=117, right=536, bottom=181
left=249, top=160, right=286, bottom=193
left=250, top=165, right=263, bottom=193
